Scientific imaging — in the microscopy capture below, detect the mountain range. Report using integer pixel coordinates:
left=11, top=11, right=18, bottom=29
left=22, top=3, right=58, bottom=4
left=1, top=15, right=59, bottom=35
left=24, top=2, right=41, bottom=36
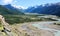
left=25, top=3, right=60, bottom=16
left=0, top=3, right=60, bottom=16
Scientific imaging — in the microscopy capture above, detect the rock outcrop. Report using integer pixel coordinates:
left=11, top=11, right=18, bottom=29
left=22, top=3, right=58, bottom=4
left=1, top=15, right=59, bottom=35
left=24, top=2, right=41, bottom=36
left=0, top=15, right=13, bottom=36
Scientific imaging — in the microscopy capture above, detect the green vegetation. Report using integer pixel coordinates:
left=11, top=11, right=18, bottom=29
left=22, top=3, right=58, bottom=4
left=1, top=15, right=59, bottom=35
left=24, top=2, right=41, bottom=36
left=2, top=14, right=57, bottom=25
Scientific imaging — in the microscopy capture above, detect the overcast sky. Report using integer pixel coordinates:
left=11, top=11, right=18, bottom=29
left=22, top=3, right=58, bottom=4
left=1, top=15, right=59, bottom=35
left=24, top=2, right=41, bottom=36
left=0, top=0, right=60, bottom=9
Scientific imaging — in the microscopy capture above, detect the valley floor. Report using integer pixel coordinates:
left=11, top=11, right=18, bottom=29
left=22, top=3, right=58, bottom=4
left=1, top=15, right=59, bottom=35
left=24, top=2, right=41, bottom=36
left=11, top=21, right=60, bottom=36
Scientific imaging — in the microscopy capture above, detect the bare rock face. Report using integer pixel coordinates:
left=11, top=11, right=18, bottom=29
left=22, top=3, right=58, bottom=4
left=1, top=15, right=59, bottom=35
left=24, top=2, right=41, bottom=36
left=0, top=15, right=9, bottom=25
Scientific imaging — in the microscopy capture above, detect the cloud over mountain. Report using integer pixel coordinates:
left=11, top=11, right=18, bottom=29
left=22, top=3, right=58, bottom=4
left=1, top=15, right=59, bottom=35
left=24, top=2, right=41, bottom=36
left=2, top=0, right=14, bottom=4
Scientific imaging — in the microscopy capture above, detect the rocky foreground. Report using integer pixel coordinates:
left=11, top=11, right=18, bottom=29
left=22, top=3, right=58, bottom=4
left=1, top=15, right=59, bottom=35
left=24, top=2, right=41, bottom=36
left=0, top=15, right=60, bottom=36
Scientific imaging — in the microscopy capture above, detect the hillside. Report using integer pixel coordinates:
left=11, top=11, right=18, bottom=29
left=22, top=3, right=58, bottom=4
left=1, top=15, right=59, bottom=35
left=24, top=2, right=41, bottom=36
left=0, top=5, right=24, bottom=15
